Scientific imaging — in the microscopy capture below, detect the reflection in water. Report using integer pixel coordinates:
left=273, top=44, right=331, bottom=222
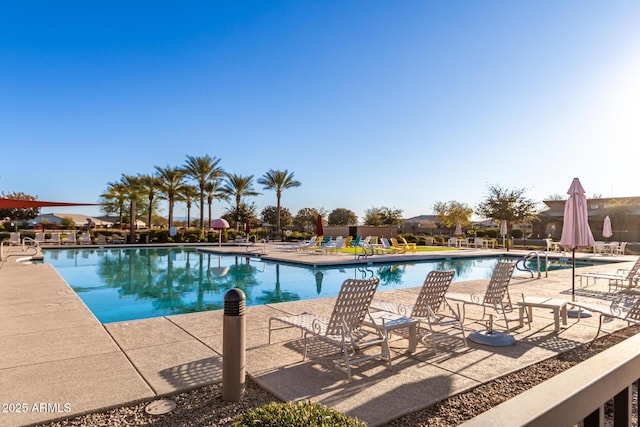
left=45, top=250, right=547, bottom=323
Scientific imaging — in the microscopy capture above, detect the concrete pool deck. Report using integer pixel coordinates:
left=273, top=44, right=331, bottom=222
left=0, top=242, right=637, bottom=426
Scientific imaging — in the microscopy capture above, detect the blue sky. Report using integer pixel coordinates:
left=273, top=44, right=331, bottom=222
left=2, top=2, right=639, bottom=222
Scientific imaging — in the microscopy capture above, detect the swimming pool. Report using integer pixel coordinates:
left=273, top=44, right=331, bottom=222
left=44, top=247, right=590, bottom=323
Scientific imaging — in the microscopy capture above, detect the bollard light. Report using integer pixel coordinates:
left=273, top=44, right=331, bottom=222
left=222, top=288, right=246, bottom=402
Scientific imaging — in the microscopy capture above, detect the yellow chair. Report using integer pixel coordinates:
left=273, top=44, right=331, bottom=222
left=389, top=238, right=408, bottom=253
left=400, top=237, right=417, bottom=253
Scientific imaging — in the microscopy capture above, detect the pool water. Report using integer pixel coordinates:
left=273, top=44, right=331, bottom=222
left=44, top=247, right=583, bottom=323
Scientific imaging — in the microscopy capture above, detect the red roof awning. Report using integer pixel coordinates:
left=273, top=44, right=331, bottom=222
left=0, top=198, right=100, bottom=209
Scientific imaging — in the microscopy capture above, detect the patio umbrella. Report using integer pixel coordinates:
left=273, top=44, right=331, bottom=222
left=500, top=221, right=508, bottom=251
left=315, top=214, right=323, bottom=237
left=559, top=178, right=594, bottom=316
left=454, top=221, right=462, bottom=236
left=211, top=218, right=230, bottom=247
left=603, top=216, right=613, bottom=240
left=245, top=221, right=251, bottom=235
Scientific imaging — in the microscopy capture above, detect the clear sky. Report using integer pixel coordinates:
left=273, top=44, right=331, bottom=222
left=2, top=1, right=639, bottom=222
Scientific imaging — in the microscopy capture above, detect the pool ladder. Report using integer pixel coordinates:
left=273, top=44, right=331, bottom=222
left=515, top=251, right=548, bottom=278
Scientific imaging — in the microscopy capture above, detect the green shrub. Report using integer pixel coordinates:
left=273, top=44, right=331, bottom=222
left=511, top=229, right=523, bottom=238
left=234, top=401, right=365, bottom=427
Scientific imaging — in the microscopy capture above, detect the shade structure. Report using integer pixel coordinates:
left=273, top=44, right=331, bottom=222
left=0, top=198, right=99, bottom=209
left=211, top=218, right=230, bottom=247
left=315, top=214, right=323, bottom=236
left=559, top=178, right=595, bottom=317
left=603, top=216, right=613, bottom=240
left=454, top=221, right=462, bottom=236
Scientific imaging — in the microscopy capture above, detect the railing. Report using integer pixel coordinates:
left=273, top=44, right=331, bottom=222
left=460, top=332, right=640, bottom=426
left=1, top=237, right=39, bottom=262
left=515, top=251, right=548, bottom=279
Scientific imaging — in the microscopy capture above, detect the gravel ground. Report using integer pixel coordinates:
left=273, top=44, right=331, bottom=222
left=35, top=326, right=640, bottom=427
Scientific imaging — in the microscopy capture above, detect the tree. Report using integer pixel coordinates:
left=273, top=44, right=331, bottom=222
left=182, top=154, right=224, bottom=229
left=363, top=206, right=403, bottom=226
left=261, top=206, right=293, bottom=228
left=100, top=181, right=128, bottom=227
left=476, top=184, right=538, bottom=232
left=328, top=208, right=357, bottom=226
left=293, top=207, right=325, bottom=232
left=221, top=173, right=260, bottom=229
left=257, top=169, right=301, bottom=234
left=0, top=191, right=39, bottom=222
left=432, top=201, right=473, bottom=230
left=155, top=165, right=187, bottom=229
left=178, top=185, right=199, bottom=228
left=222, top=202, right=257, bottom=228
left=137, top=173, right=162, bottom=229
left=203, top=180, right=228, bottom=228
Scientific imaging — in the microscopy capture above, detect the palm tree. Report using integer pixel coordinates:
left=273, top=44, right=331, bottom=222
left=100, top=181, right=128, bottom=227
left=182, top=155, right=224, bottom=230
left=155, top=165, right=187, bottom=229
left=120, top=174, right=142, bottom=230
left=221, top=173, right=260, bottom=229
left=178, top=185, right=199, bottom=228
left=137, top=173, right=162, bottom=229
left=203, top=180, right=228, bottom=228
left=258, top=169, right=301, bottom=234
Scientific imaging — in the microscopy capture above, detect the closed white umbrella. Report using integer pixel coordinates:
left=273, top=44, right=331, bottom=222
left=454, top=221, right=462, bottom=236
left=559, top=178, right=594, bottom=317
left=603, top=216, right=613, bottom=240
left=500, top=221, right=508, bottom=250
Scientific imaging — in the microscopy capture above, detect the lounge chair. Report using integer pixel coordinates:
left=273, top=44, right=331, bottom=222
left=577, top=257, right=640, bottom=291
left=34, top=231, right=46, bottom=245
left=79, top=232, right=92, bottom=245
left=268, top=277, right=390, bottom=382
left=95, top=234, right=108, bottom=245
left=349, top=236, right=362, bottom=248
left=296, top=236, right=317, bottom=251
left=381, top=238, right=403, bottom=254
left=370, top=270, right=466, bottom=353
left=48, top=232, right=61, bottom=245
left=343, top=236, right=353, bottom=248
left=389, top=238, right=408, bottom=253
left=400, top=237, right=417, bottom=253
left=109, top=234, right=124, bottom=244
left=446, top=261, right=520, bottom=332
left=9, top=232, right=21, bottom=246
left=571, top=297, right=640, bottom=344
left=64, top=231, right=77, bottom=245
left=323, top=236, right=345, bottom=254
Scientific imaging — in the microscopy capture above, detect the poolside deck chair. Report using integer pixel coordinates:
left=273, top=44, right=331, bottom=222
left=294, top=236, right=317, bottom=251
left=370, top=270, right=466, bottom=353
left=9, top=232, right=21, bottom=246
left=400, top=237, right=417, bottom=253
left=268, top=277, right=390, bottom=382
left=577, top=257, right=640, bottom=291
left=323, top=236, right=345, bottom=254
left=64, top=231, right=77, bottom=245
left=389, top=238, right=408, bottom=253
left=571, top=297, right=640, bottom=344
left=381, top=237, right=403, bottom=254
left=34, top=231, right=46, bottom=245
left=48, top=232, right=61, bottom=245
left=95, top=234, right=108, bottom=245
left=109, top=234, right=124, bottom=244
left=446, top=261, right=520, bottom=333
left=79, top=232, right=92, bottom=245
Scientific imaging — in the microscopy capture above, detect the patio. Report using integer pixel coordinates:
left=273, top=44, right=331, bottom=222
left=0, top=242, right=637, bottom=426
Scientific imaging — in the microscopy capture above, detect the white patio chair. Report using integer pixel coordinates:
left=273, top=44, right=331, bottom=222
left=48, top=232, right=61, bottom=245
left=370, top=270, right=466, bottom=353
left=593, top=241, right=605, bottom=255
left=615, top=242, right=627, bottom=256
left=268, top=277, right=390, bottom=382
left=446, top=261, right=520, bottom=332
left=64, top=231, right=77, bottom=245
